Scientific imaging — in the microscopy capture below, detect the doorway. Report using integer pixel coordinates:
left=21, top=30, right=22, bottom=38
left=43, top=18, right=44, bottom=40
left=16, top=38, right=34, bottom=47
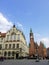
left=16, top=53, right=19, bottom=59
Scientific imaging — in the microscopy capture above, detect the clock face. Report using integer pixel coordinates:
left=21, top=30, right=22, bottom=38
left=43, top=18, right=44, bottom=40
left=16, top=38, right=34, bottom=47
left=30, top=36, right=33, bottom=38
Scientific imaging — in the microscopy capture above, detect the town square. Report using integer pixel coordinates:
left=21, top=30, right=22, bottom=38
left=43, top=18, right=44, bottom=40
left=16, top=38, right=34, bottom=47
left=0, top=0, right=49, bottom=65
left=0, top=59, right=49, bottom=65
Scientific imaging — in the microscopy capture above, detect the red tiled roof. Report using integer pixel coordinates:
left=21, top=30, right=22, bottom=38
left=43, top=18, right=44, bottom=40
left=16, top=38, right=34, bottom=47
left=0, top=32, right=6, bottom=37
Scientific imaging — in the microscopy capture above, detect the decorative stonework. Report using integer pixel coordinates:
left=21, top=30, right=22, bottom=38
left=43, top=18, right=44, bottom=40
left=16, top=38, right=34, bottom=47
left=0, top=25, right=29, bottom=59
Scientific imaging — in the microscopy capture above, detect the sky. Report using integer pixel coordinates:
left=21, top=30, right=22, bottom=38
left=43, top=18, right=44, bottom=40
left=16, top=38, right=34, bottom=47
left=0, top=0, right=49, bottom=48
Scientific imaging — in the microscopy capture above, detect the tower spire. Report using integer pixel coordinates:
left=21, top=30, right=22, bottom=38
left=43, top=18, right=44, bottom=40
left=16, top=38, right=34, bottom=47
left=30, top=28, right=32, bottom=33
left=30, top=28, right=34, bottom=38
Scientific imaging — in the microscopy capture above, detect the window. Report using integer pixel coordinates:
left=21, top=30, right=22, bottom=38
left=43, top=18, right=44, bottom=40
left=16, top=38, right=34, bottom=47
left=12, top=51, right=15, bottom=56
left=12, top=34, right=16, bottom=40
left=10, top=35, right=12, bottom=40
left=8, top=51, right=11, bottom=56
left=4, top=52, right=7, bottom=56
left=0, top=44, right=2, bottom=50
left=13, top=44, right=15, bottom=49
left=7, top=35, right=9, bottom=41
left=12, top=35, right=14, bottom=40
left=0, top=38, right=2, bottom=42
left=14, top=34, right=16, bottom=40
left=5, top=44, right=8, bottom=49
left=20, top=48, right=22, bottom=52
left=0, top=38, right=3, bottom=42
left=17, top=34, right=20, bottom=40
left=9, top=44, right=11, bottom=49
left=17, top=44, right=19, bottom=48
left=0, top=52, right=1, bottom=54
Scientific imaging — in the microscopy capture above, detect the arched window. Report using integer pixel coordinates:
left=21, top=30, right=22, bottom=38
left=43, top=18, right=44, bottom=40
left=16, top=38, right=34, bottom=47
left=5, top=44, right=8, bottom=49
left=17, top=34, right=20, bottom=40
left=11, top=33, right=16, bottom=41
left=8, top=51, right=11, bottom=56
left=17, top=44, right=19, bottom=48
left=0, top=44, right=2, bottom=50
left=12, top=51, right=15, bottom=56
left=9, top=44, right=11, bottom=49
left=13, top=44, right=15, bottom=49
left=7, top=35, right=9, bottom=41
left=0, top=38, right=3, bottom=42
left=4, top=52, right=7, bottom=56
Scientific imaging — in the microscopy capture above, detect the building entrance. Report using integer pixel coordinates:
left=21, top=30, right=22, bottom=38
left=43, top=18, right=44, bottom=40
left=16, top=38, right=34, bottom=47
left=16, top=53, right=19, bottom=59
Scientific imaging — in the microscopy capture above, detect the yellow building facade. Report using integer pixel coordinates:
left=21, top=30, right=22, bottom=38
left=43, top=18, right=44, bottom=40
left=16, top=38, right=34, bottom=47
left=0, top=25, right=29, bottom=59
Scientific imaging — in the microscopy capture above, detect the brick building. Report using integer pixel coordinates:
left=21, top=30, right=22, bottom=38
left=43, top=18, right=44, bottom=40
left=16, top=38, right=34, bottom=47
left=29, top=29, right=47, bottom=58
left=29, top=29, right=35, bottom=57
left=38, top=41, right=47, bottom=59
left=47, top=48, right=49, bottom=58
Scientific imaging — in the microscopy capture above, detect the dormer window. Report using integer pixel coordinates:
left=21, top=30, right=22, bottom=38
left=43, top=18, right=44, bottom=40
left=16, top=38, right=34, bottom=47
left=12, top=34, right=16, bottom=41
left=11, top=32, right=16, bottom=41
left=17, top=34, right=20, bottom=41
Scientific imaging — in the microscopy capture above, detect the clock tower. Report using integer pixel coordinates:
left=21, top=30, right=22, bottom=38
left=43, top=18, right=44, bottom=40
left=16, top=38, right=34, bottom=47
left=29, top=28, right=35, bottom=57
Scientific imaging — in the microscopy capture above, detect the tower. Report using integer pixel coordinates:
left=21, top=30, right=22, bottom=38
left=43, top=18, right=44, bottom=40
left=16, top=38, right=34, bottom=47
left=29, top=28, right=35, bottom=57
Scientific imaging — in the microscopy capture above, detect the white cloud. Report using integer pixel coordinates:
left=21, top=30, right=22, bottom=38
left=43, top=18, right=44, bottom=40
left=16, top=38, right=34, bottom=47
left=41, top=38, right=49, bottom=48
left=0, top=13, right=23, bottom=33
left=16, top=22, right=23, bottom=31
left=34, top=33, right=49, bottom=48
left=0, top=13, right=13, bottom=32
left=34, top=33, right=41, bottom=45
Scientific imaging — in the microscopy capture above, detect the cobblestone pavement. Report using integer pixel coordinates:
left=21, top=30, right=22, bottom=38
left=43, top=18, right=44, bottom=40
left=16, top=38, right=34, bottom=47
left=0, top=59, right=49, bottom=65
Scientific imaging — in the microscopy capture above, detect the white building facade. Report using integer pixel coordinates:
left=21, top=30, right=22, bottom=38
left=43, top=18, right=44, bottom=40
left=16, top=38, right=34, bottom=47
left=0, top=25, right=29, bottom=59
